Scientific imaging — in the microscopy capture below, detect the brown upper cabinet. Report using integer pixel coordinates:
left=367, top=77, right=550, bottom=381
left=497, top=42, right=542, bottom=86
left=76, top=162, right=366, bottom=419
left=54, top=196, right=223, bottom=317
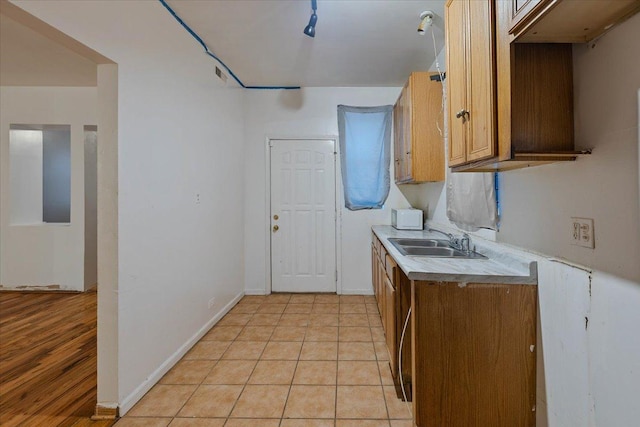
left=393, top=72, right=444, bottom=183
left=445, top=0, right=588, bottom=172
left=446, top=0, right=497, bottom=168
left=511, top=0, right=640, bottom=43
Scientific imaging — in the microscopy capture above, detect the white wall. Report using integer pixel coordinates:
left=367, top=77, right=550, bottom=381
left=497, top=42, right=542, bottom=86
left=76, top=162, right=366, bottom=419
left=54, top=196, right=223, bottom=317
left=96, top=62, right=119, bottom=410
left=499, top=15, right=640, bottom=283
left=501, top=16, right=640, bottom=427
left=409, top=13, right=640, bottom=427
left=243, top=88, right=413, bottom=295
left=12, top=0, right=246, bottom=413
left=0, top=86, right=97, bottom=290
left=8, top=129, right=43, bottom=224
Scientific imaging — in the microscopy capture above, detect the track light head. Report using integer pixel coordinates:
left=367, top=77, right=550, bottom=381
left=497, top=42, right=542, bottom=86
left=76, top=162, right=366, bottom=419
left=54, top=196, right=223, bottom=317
left=304, top=13, right=317, bottom=37
left=303, top=0, right=318, bottom=38
left=417, top=10, right=434, bottom=35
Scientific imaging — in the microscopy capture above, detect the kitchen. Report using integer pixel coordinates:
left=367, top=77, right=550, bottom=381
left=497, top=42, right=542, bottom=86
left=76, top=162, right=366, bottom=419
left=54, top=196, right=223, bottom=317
left=0, top=0, right=638, bottom=426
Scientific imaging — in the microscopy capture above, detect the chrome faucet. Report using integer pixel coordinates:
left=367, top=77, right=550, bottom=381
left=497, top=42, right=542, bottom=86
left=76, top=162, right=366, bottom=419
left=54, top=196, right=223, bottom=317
left=426, top=227, right=454, bottom=241
left=427, top=227, right=472, bottom=254
left=459, top=233, right=471, bottom=254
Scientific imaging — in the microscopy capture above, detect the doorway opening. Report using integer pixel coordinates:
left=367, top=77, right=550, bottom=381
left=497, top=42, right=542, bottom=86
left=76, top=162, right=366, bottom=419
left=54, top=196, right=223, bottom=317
left=0, top=0, right=118, bottom=423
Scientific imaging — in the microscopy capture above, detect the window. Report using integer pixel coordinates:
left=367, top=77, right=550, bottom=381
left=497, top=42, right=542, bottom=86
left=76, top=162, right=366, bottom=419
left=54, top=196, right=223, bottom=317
left=337, top=105, right=393, bottom=210
left=9, top=124, right=71, bottom=224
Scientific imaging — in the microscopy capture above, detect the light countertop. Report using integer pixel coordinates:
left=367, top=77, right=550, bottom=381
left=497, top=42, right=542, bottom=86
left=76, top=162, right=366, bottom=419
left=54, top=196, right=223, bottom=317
left=372, top=225, right=537, bottom=284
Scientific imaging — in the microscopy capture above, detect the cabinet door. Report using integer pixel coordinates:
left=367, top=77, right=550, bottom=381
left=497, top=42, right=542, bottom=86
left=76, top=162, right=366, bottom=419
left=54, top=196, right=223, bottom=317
left=446, top=0, right=468, bottom=166
left=393, top=98, right=404, bottom=182
left=412, top=282, right=537, bottom=426
left=402, top=83, right=413, bottom=181
left=397, top=271, right=412, bottom=399
left=394, top=85, right=411, bottom=182
left=377, top=258, right=383, bottom=321
left=511, top=0, right=543, bottom=31
left=376, top=254, right=385, bottom=320
left=372, top=243, right=378, bottom=301
left=384, top=275, right=397, bottom=372
left=466, top=0, right=497, bottom=162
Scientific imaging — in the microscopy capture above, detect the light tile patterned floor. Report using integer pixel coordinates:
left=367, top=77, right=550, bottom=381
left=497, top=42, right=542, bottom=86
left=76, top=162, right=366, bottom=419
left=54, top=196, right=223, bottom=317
left=116, top=294, right=413, bottom=427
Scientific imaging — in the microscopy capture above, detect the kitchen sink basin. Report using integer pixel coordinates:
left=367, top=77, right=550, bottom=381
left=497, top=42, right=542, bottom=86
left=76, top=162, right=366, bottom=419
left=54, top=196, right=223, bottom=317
left=388, top=238, right=449, bottom=247
left=388, top=238, right=487, bottom=259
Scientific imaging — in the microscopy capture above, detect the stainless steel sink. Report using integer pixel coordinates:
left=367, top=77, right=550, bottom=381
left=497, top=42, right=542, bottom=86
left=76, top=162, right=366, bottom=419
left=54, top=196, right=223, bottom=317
left=388, top=238, right=487, bottom=259
left=388, top=238, right=449, bottom=247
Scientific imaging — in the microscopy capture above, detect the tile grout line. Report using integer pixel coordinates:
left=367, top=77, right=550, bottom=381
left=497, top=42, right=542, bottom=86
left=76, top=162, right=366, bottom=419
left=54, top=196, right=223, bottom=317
left=202, top=325, right=248, bottom=423
left=224, top=304, right=282, bottom=420
left=335, top=303, right=344, bottom=424
left=334, top=333, right=340, bottom=425
left=372, top=301, right=393, bottom=424
left=279, top=296, right=303, bottom=423
left=161, top=326, right=229, bottom=424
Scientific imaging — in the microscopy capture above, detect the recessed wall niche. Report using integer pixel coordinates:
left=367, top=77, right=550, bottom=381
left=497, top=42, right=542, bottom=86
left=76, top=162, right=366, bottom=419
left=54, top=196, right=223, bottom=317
left=9, top=124, right=71, bottom=224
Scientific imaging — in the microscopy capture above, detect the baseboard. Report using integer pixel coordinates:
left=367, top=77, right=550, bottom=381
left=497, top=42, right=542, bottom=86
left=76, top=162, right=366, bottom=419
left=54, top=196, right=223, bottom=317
left=118, top=290, right=245, bottom=415
left=92, top=403, right=118, bottom=420
left=0, top=284, right=81, bottom=293
left=245, top=288, right=374, bottom=296
left=244, top=289, right=268, bottom=295
left=0, top=286, right=83, bottom=294
left=340, top=288, right=374, bottom=295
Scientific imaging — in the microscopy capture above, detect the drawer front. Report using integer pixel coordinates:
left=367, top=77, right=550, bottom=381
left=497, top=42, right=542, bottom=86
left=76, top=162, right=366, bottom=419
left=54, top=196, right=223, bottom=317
left=385, top=254, right=397, bottom=285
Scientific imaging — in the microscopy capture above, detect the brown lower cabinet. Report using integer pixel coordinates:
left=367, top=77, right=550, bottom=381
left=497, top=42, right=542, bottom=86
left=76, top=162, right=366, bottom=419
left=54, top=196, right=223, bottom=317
left=372, top=234, right=405, bottom=392
left=372, top=232, right=537, bottom=426
left=410, top=281, right=537, bottom=427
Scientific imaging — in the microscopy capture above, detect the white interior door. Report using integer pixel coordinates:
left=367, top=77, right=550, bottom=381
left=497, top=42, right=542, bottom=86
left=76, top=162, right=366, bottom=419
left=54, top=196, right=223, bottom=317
left=270, top=139, right=337, bottom=293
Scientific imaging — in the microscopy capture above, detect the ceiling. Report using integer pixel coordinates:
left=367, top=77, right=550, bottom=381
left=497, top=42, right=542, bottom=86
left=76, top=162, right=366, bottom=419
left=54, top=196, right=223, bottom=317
left=0, top=0, right=111, bottom=87
left=0, top=13, right=97, bottom=86
left=166, top=0, right=446, bottom=87
left=0, top=0, right=445, bottom=88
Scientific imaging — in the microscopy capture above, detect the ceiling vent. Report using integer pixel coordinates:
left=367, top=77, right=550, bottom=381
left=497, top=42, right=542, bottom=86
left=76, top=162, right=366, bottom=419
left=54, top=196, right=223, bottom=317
left=215, top=66, right=228, bottom=84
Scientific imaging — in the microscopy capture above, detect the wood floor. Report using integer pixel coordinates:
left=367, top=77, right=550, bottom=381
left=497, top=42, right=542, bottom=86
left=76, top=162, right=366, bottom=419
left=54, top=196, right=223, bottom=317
left=0, top=290, right=114, bottom=427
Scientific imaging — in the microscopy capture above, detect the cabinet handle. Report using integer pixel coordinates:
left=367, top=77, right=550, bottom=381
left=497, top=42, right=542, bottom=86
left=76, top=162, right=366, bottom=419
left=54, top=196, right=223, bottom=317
left=456, top=109, right=469, bottom=122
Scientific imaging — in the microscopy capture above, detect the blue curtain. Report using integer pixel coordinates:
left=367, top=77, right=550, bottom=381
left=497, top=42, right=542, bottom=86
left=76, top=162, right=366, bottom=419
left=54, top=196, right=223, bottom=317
left=337, top=105, right=393, bottom=210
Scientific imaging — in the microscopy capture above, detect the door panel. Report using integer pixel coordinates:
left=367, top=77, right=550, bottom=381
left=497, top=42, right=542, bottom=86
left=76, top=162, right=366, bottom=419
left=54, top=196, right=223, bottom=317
left=270, top=140, right=336, bottom=293
left=384, top=274, right=397, bottom=373
left=403, top=84, right=413, bottom=180
left=446, top=0, right=468, bottom=166
left=467, top=0, right=497, bottom=162
left=393, top=100, right=404, bottom=182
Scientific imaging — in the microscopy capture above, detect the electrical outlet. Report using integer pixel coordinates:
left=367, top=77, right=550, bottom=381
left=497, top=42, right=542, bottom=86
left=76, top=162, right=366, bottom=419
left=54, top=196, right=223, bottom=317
left=208, top=298, right=215, bottom=309
left=571, top=217, right=594, bottom=249
left=195, top=193, right=201, bottom=204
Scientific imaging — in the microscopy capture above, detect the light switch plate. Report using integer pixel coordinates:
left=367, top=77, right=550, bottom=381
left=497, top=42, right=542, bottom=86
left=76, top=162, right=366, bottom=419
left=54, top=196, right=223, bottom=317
left=571, top=217, right=594, bottom=249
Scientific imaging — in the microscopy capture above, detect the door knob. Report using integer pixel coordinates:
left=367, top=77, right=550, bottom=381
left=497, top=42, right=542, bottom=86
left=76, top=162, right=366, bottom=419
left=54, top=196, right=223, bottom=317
left=273, top=225, right=279, bottom=232
left=456, top=109, right=469, bottom=122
